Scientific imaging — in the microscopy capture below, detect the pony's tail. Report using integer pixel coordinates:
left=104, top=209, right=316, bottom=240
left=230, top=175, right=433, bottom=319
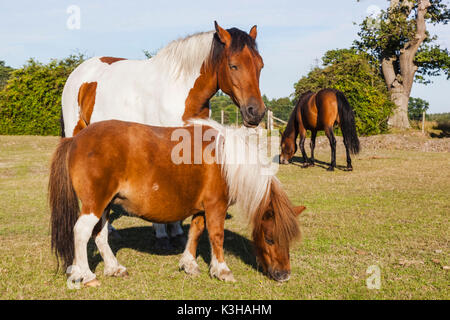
left=336, top=91, right=360, bottom=154
left=48, top=138, right=79, bottom=271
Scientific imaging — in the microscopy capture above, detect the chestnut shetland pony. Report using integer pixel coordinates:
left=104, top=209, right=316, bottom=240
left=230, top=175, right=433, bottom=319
left=280, top=89, right=360, bottom=171
left=61, top=21, right=266, bottom=247
left=49, top=119, right=303, bottom=287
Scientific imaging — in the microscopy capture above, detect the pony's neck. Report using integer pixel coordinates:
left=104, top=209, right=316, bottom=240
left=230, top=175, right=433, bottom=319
left=151, top=31, right=217, bottom=121
left=182, top=65, right=218, bottom=121
left=283, top=106, right=300, bottom=143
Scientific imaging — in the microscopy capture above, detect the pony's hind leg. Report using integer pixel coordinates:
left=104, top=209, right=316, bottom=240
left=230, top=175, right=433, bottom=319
left=94, top=214, right=128, bottom=278
left=67, top=212, right=100, bottom=287
left=325, top=127, right=337, bottom=171
left=153, top=223, right=174, bottom=251
left=343, top=137, right=353, bottom=171
left=310, top=130, right=317, bottom=165
left=168, top=221, right=187, bottom=249
left=205, top=204, right=235, bottom=282
left=179, top=212, right=205, bottom=276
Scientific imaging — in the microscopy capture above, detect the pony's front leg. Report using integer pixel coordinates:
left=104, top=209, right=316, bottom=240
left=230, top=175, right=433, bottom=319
left=95, top=216, right=128, bottom=278
left=179, top=212, right=205, bottom=276
left=67, top=212, right=100, bottom=287
left=299, top=129, right=312, bottom=167
left=205, top=205, right=235, bottom=282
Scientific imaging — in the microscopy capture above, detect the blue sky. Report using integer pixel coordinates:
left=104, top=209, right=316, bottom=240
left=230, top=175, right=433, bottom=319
left=1, top=0, right=449, bottom=113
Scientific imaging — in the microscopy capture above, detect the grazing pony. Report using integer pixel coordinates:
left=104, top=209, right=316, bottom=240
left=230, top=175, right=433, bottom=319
left=280, top=89, right=360, bottom=171
left=61, top=22, right=266, bottom=247
left=49, top=120, right=304, bottom=287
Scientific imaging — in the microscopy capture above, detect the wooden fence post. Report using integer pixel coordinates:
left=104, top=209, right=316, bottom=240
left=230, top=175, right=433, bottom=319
left=422, top=111, right=425, bottom=134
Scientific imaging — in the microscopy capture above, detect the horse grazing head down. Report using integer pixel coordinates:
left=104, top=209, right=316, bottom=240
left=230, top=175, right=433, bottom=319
left=210, top=22, right=266, bottom=127
left=251, top=179, right=305, bottom=281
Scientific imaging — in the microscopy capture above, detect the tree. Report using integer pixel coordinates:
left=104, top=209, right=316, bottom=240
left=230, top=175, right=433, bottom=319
left=0, top=61, right=14, bottom=90
left=408, top=97, right=429, bottom=120
left=355, top=0, right=450, bottom=128
left=264, top=96, right=294, bottom=122
left=294, top=48, right=395, bottom=135
left=0, top=54, right=85, bottom=135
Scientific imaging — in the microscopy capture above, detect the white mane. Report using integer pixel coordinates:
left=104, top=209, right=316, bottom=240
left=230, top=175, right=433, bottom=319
left=189, top=119, right=275, bottom=218
left=152, top=31, right=215, bottom=80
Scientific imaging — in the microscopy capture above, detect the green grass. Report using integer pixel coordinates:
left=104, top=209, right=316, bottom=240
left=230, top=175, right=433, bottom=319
left=0, top=135, right=449, bottom=299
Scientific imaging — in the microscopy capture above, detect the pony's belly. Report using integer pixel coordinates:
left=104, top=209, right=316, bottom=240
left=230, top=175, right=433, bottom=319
left=114, top=197, right=199, bottom=224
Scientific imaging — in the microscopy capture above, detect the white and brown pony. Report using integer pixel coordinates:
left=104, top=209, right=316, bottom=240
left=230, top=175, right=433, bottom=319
left=61, top=22, right=266, bottom=247
left=49, top=119, right=304, bottom=286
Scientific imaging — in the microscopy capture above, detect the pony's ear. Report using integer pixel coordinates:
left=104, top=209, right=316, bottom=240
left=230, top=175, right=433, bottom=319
left=249, top=25, right=257, bottom=40
left=293, top=206, right=306, bottom=216
left=214, top=21, right=231, bottom=47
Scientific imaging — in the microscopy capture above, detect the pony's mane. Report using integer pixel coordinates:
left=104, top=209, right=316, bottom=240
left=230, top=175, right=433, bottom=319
left=252, top=178, right=301, bottom=248
left=152, top=28, right=259, bottom=79
left=152, top=31, right=215, bottom=79
left=188, top=119, right=299, bottom=248
left=188, top=119, right=272, bottom=219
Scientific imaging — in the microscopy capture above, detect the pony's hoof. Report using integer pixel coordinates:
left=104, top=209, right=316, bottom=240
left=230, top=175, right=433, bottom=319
left=114, top=268, right=129, bottom=278
left=181, top=263, right=201, bottom=276
left=218, top=270, right=236, bottom=282
left=179, top=252, right=201, bottom=276
left=346, top=167, right=353, bottom=171
left=327, top=166, right=335, bottom=171
left=154, top=237, right=174, bottom=251
left=170, top=234, right=187, bottom=249
left=84, top=279, right=101, bottom=288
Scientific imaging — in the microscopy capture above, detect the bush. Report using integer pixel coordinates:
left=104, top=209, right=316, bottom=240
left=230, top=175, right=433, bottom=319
left=294, top=49, right=394, bottom=136
left=0, top=55, right=85, bottom=135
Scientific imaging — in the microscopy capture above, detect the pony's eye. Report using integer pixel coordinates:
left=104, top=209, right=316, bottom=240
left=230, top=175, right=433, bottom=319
left=265, top=237, right=274, bottom=246
left=229, top=64, right=238, bottom=71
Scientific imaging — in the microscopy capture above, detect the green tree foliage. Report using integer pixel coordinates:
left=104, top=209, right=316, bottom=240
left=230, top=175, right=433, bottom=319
left=210, top=92, right=294, bottom=126
left=0, top=61, right=14, bottom=90
left=263, top=95, right=294, bottom=122
left=0, top=54, right=85, bottom=135
left=294, top=48, right=395, bottom=135
left=355, top=0, right=450, bottom=84
left=354, top=0, right=450, bottom=128
left=210, top=92, right=242, bottom=125
left=408, top=97, right=429, bottom=120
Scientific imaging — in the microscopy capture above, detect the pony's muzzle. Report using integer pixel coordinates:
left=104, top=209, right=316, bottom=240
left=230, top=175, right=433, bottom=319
left=271, top=269, right=291, bottom=282
left=279, top=155, right=290, bottom=165
left=242, top=102, right=265, bottom=127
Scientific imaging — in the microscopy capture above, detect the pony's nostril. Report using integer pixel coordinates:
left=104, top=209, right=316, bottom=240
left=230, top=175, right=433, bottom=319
left=248, top=106, right=255, bottom=117
left=272, top=270, right=290, bottom=282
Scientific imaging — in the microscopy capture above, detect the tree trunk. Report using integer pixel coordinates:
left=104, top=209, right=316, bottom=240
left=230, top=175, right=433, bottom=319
left=384, top=0, right=431, bottom=129
left=388, top=88, right=411, bottom=128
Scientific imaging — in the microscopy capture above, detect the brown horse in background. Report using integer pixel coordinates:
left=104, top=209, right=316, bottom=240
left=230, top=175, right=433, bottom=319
left=280, top=89, right=360, bottom=171
left=49, top=119, right=304, bottom=287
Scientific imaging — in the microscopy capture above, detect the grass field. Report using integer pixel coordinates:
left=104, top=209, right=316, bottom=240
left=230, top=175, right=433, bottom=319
left=0, top=134, right=449, bottom=299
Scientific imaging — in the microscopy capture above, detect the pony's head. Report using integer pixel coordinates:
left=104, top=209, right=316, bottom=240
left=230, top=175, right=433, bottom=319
left=280, top=133, right=297, bottom=164
left=210, top=22, right=265, bottom=127
left=252, top=179, right=304, bottom=282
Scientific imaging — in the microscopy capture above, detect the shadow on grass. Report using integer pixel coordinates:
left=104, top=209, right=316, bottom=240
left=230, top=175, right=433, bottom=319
left=430, top=121, right=450, bottom=138
left=87, top=207, right=257, bottom=272
left=289, top=155, right=349, bottom=171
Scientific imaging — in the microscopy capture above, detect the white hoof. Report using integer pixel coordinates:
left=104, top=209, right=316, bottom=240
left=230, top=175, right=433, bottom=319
left=66, top=265, right=97, bottom=284
left=210, top=261, right=235, bottom=282
left=179, top=252, right=201, bottom=276
left=104, top=264, right=128, bottom=277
